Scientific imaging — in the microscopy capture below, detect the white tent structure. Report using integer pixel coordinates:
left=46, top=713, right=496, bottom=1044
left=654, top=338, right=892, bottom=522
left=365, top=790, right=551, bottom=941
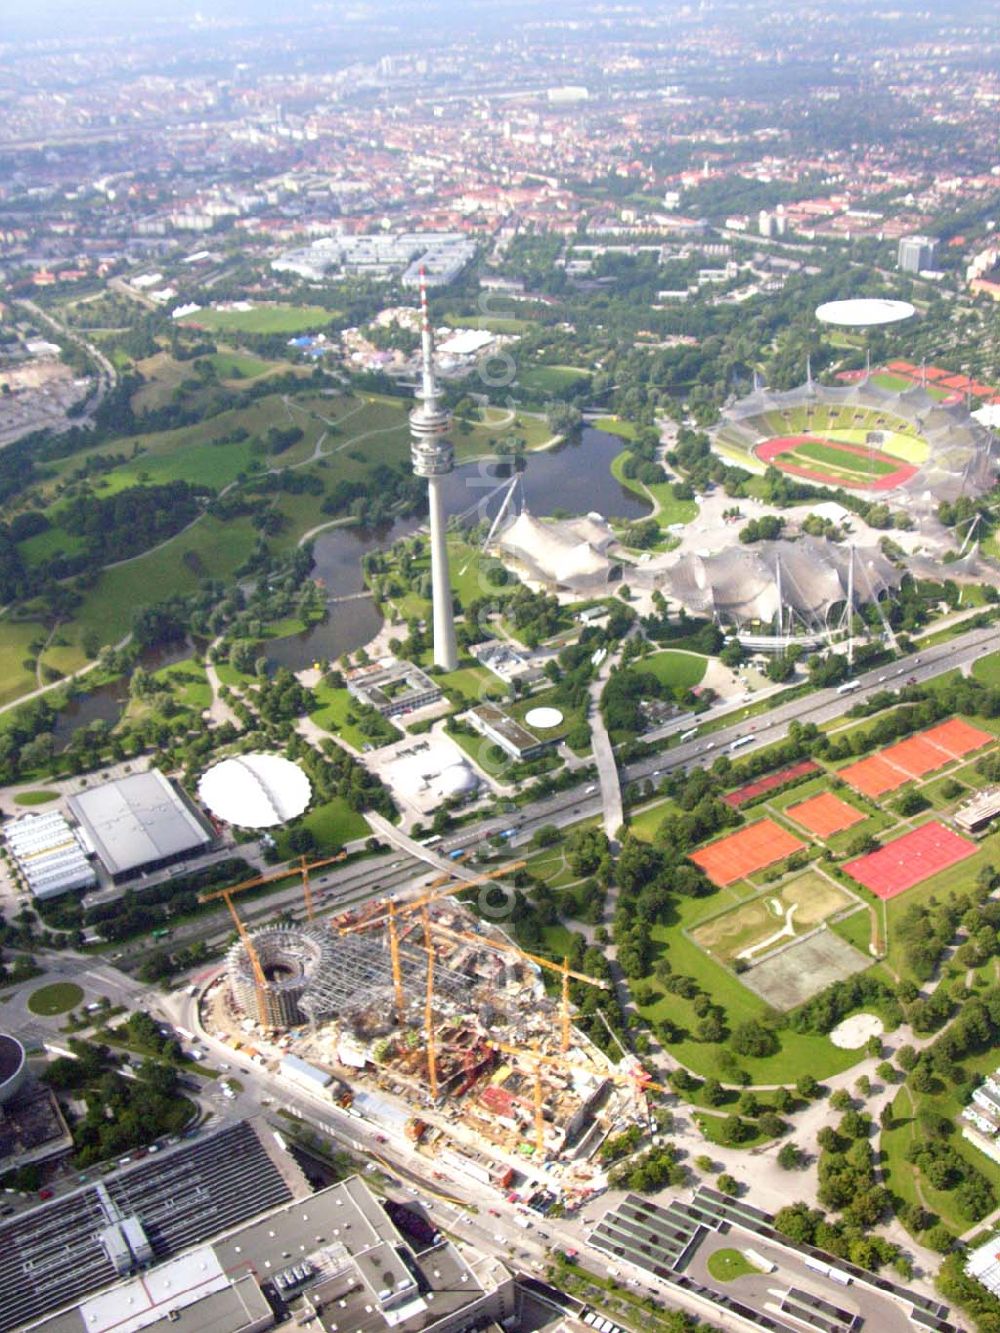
left=664, top=537, right=900, bottom=637
left=198, top=753, right=312, bottom=828
left=495, top=508, right=618, bottom=592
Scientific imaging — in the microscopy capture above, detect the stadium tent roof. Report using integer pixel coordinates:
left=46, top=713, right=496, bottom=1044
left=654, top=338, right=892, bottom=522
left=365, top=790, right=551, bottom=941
left=815, top=298, right=916, bottom=326
left=497, top=509, right=616, bottom=588
left=198, top=753, right=312, bottom=828
left=664, top=536, right=900, bottom=629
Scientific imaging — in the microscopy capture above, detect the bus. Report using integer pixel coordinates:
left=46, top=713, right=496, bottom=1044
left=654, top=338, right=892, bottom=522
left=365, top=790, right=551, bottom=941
left=419, top=835, right=442, bottom=847
left=836, top=680, right=861, bottom=695
left=680, top=727, right=698, bottom=743
left=729, top=736, right=753, bottom=753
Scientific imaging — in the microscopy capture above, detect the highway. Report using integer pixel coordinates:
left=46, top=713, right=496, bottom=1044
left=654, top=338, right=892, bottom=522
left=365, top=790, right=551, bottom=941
left=431, top=621, right=1000, bottom=856
left=96, top=621, right=1000, bottom=978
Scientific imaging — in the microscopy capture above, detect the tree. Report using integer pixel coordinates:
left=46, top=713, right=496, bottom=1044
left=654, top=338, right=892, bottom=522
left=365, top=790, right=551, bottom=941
left=716, top=1173, right=740, bottom=1196
left=778, top=1142, right=805, bottom=1170
left=796, top=1073, right=820, bottom=1099
left=701, top=1078, right=726, bottom=1107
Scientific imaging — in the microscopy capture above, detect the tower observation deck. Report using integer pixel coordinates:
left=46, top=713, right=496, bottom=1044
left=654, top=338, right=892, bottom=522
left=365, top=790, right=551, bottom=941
left=410, top=269, right=458, bottom=671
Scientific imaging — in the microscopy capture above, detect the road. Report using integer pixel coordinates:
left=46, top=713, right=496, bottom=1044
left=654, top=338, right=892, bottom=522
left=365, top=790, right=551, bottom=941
left=427, top=621, right=1000, bottom=859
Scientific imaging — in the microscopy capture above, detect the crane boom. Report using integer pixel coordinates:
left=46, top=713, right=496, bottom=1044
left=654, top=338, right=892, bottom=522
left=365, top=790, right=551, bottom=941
left=336, top=861, right=527, bottom=938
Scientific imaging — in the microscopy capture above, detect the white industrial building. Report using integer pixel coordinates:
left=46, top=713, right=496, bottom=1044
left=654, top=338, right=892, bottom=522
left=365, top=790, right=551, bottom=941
left=272, top=232, right=476, bottom=287
left=67, top=769, right=212, bottom=884
left=378, top=735, right=480, bottom=816
left=5, top=811, right=96, bottom=899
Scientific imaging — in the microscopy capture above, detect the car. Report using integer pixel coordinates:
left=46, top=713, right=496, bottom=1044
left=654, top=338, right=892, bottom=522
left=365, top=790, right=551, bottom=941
left=878, top=675, right=886, bottom=682
left=907, top=676, right=917, bottom=684
left=488, top=1208, right=501, bottom=1217
left=374, top=1135, right=388, bottom=1144
left=38, top=1188, right=53, bottom=1200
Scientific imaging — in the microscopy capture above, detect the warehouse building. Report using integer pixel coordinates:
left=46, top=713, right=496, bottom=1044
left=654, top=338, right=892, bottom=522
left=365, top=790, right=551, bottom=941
left=5, top=810, right=96, bottom=899
left=0, top=1120, right=305, bottom=1333
left=21, top=1139, right=514, bottom=1333
left=67, top=769, right=212, bottom=884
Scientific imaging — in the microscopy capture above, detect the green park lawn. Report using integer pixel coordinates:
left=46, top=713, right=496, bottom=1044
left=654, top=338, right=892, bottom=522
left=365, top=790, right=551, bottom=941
left=829, top=907, right=875, bottom=956
left=706, top=1247, right=763, bottom=1281
left=593, top=416, right=638, bottom=441
left=973, top=651, right=1000, bottom=688
left=610, top=450, right=697, bottom=527
left=180, top=303, right=335, bottom=334
left=70, top=516, right=260, bottom=650
left=309, top=683, right=401, bottom=751
left=17, top=525, right=87, bottom=566
left=209, top=351, right=280, bottom=380
left=636, top=893, right=867, bottom=1083
left=14, top=790, right=59, bottom=806
left=639, top=650, right=708, bottom=691
left=882, top=1047, right=1000, bottom=1237
left=627, top=795, right=682, bottom=843
left=517, top=364, right=591, bottom=397
left=272, top=798, right=369, bottom=857
left=122, top=657, right=212, bottom=724
left=437, top=664, right=508, bottom=706
left=27, top=981, right=84, bottom=1015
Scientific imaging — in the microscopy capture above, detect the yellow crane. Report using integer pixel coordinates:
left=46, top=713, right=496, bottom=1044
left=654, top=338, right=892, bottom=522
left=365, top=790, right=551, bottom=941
left=424, top=920, right=609, bottom=1051
left=336, top=861, right=527, bottom=1020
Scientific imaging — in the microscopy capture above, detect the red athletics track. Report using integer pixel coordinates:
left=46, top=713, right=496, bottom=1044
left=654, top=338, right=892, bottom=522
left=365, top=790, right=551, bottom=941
left=690, top=818, right=805, bottom=887
left=845, top=821, right=977, bottom=900
left=755, top=436, right=918, bottom=492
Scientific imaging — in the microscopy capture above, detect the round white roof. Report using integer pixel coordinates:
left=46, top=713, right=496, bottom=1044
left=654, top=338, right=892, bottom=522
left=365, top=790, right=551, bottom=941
left=525, top=706, right=564, bottom=729
left=815, top=298, right=915, bottom=327
left=198, top=753, right=312, bottom=828
left=435, top=761, right=478, bottom=798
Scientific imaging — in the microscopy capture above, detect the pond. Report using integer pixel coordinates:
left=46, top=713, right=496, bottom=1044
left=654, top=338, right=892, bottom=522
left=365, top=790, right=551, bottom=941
left=268, top=426, right=646, bottom=670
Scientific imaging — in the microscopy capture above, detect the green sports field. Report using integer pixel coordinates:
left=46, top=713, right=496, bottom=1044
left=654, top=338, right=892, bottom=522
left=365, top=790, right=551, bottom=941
left=180, top=303, right=335, bottom=334
left=787, top=439, right=899, bottom=480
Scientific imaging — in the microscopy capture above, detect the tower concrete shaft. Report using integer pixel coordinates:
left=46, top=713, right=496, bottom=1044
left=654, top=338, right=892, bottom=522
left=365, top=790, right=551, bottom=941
left=410, top=268, right=458, bottom=671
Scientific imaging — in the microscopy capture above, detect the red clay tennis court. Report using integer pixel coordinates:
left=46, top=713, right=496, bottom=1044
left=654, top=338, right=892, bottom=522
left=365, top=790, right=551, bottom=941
left=787, top=792, right=865, bottom=838
left=721, top=759, right=819, bottom=809
left=840, top=752, right=908, bottom=798
left=924, top=718, right=993, bottom=759
left=690, top=819, right=805, bottom=886
left=840, top=719, right=994, bottom=796
left=845, top=821, right=977, bottom=899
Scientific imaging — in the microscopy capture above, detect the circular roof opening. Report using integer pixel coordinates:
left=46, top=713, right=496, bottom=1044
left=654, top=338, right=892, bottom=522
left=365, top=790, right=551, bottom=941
left=525, top=706, right=564, bottom=729
left=198, top=753, right=312, bottom=828
left=815, top=298, right=915, bottom=327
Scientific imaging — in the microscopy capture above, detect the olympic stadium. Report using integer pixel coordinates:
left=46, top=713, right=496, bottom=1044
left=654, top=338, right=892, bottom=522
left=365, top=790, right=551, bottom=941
left=662, top=536, right=900, bottom=649
left=714, top=377, right=997, bottom=508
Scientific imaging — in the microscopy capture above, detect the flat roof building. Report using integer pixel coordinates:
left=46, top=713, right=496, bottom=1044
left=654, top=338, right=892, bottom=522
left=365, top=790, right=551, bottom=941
left=467, top=703, right=554, bottom=762
left=67, top=769, right=212, bottom=883
left=28, top=1166, right=513, bottom=1333
left=954, top=786, right=1000, bottom=834
left=0, top=1119, right=305, bottom=1333
left=348, top=661, right=442, bottom=718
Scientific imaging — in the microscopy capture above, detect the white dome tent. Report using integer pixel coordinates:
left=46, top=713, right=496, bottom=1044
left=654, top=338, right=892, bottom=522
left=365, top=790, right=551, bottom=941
left=198, top=753, right=312, bottom=828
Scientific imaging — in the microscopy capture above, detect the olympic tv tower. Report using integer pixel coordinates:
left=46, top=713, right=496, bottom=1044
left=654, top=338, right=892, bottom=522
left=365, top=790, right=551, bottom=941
left=410, top=269, right=458, bottom=671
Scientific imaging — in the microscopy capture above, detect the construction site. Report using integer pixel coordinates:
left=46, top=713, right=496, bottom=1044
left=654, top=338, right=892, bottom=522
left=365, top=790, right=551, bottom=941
left=196, top=858, right=661, bottom=1197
